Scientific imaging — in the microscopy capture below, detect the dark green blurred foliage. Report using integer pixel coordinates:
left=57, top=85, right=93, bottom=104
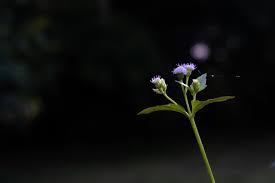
left=0, top=1, right=165, bottom=143
left=0, top=7, right=58, bottom=130
left=0, top=3, right=72, bottom=138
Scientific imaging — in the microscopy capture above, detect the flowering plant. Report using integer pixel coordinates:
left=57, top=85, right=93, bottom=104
left=138, top=63, right=234, bottom=183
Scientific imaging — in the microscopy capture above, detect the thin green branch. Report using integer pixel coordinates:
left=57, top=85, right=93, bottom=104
left=163, top=92, right=177, bottom=105
left=193, top=93, right=197, bottom=101
left=182, top=76, right=191, bottom=114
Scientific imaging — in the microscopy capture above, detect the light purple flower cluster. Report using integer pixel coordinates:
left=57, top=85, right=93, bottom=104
left=172, top=64, right=187, bottom=75
left=149, top=62, right=197, bottom=94
left=183, top=63, right=196, bottom=71
left=150, top=75, right=161, bottom=84
left=172, top=62, right=196, bottom=77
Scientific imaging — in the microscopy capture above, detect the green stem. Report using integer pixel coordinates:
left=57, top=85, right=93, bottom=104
left=163, top=93, right=177, bottom=105
left=182, top=76, right=191, bottom=114
left=189, top=117, right=216, bottom=183
left=193, top=93, right=197, bottom=101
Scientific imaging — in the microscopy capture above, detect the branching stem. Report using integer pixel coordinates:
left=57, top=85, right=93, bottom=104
left=181, top=75, right=216, bottom=183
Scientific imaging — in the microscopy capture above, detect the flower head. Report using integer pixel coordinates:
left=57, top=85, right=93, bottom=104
left=150, top=75, right=167, bottom=94
left=150, top=75, right=161, bottom=84
left=183, top=63, right=196, bottom=71
left=172, top=64, right=188, bottom=80
left=172, top=65, right=187, bottom=75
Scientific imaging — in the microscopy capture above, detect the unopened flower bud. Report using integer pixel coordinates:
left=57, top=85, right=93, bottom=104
left=152, top=88, right=163, bottom=94
left=150, top=75, right=167, bottom=94
left=191, top=79, right=200, bottom=93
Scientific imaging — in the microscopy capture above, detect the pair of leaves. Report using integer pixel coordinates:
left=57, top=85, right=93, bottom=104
left=138, top=73, right=234, bottom=117
left=137, top=96, right=235, bottom=117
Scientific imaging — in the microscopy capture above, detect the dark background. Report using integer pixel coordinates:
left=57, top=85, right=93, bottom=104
left=0, top=0, right=275, bottom=182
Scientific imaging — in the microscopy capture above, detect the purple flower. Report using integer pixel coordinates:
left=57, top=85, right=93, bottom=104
left=183, top=63, right=196, bottom=71
left=150, top=75, right=161, bottom=84
left=172, top=65, right=187, bottom=75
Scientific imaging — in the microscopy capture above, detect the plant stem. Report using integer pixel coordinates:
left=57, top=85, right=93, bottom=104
left=193, top=93, right=197, bottom=101
left=180, top=74, right=215, bottom=182
left=189, top=117, right=216, bottom=183
left=182, top=76, right=191, bottom=114
left=163, top=93, right=177, bottom=105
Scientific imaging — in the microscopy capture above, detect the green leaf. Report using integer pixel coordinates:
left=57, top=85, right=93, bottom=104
left=137, top=103, right=188, bottom=117
left=192, top=96, right=235, bottom=114
left=196, top=73, right=207, bottom=92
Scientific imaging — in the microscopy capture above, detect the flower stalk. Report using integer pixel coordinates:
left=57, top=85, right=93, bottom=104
left=183, top=75, right=191, bottom=114
left=138, top=62, right=235, bottom=183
